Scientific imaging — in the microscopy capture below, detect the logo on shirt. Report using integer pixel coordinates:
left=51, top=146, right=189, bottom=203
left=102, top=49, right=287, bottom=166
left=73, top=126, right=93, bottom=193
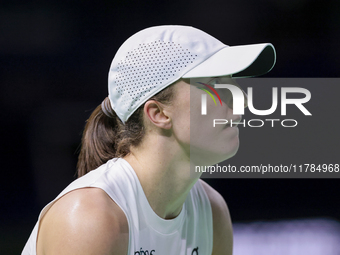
left=134, top=246, right=199, bottom=254
left=134, top=247, right=155, bottom=255
left=192, top=246, right=199, bottom=255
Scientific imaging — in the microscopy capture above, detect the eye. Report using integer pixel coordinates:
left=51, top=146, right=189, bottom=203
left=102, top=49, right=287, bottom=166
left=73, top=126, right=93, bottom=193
left=208, top=77, right=220, bottom=86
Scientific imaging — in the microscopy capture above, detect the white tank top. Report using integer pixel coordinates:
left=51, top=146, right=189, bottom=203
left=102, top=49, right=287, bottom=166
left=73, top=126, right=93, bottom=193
left=22, top=158, right=213, bottom=255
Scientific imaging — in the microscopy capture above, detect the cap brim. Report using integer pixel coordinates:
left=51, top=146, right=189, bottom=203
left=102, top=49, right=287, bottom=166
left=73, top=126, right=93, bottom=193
left=182, top=43, right=276, bottom=78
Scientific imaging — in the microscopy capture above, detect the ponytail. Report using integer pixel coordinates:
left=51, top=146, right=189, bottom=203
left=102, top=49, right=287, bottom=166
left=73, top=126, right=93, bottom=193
left=76, top=97, right=146, bottom=177
left=77, top=81, right=177, bottom=178
left=77, top=100, right=120, bottom=177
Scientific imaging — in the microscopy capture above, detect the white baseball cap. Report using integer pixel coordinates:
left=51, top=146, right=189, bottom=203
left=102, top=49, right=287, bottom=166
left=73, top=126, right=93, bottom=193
left=108, top=25, right=276, bottom=123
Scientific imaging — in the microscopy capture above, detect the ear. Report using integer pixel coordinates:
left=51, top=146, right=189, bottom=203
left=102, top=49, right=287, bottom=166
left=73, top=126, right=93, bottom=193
left=143, top=100, right=172, bottom=129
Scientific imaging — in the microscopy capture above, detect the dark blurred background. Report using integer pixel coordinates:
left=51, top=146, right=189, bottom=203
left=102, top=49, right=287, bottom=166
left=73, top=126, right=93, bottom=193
left=1, top=0, right=340, bottom=253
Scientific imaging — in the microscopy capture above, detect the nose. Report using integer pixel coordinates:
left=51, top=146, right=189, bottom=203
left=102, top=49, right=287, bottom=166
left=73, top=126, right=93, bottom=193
left=227, top=88, right=248, bottom=109
left=243, top=89, right=248, bottom=108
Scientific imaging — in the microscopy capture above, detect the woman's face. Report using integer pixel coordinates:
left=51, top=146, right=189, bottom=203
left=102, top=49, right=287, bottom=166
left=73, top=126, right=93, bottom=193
left=170, top=76, right=247, bottom=166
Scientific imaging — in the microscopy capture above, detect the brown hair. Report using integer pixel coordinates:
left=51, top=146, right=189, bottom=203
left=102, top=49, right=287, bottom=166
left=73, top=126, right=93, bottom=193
left=77, top=83, right=176, bottom=178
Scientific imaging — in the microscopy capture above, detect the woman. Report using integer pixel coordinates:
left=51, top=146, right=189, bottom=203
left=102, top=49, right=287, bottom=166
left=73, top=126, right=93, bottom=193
left=23, top=25, right=276, bottom=255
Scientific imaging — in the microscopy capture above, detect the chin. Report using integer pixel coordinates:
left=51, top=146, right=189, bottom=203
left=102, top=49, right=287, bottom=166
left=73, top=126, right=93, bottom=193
left=191, top=137, right=240, bottom=166
left=216, top=148, right=239, bottom=164
left=201, top=147, right=240, bottom=166
left=219, top=138, right=240, bottom=162
left=226, top=146, right=239, bottom=160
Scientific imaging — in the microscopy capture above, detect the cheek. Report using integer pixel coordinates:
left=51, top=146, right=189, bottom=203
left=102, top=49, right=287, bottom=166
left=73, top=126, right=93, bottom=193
left=189, top=91, right=221, bottom=140
left=190, top=109, right=221, bottom=148
left=171, top=103, right=191, bottom=143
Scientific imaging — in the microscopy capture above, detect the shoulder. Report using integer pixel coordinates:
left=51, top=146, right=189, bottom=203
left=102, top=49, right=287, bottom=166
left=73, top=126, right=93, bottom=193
left=199, top=179, right=233, bottom=255
left=37, top=187, right=128, bottom=255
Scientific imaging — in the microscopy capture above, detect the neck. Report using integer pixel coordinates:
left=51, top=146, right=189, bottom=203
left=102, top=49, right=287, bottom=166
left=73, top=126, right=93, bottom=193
left=123, top=134, right=200, bottom=220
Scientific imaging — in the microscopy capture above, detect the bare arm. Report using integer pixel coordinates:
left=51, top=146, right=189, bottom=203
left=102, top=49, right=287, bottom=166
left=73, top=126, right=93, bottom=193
left=37, top=188, right=128, bottom=255
left=200, top=180, right=233, bottom=255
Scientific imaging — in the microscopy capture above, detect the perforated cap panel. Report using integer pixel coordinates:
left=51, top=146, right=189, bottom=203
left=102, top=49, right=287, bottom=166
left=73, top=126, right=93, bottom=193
left=114, top=40, right=197, bottom=112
